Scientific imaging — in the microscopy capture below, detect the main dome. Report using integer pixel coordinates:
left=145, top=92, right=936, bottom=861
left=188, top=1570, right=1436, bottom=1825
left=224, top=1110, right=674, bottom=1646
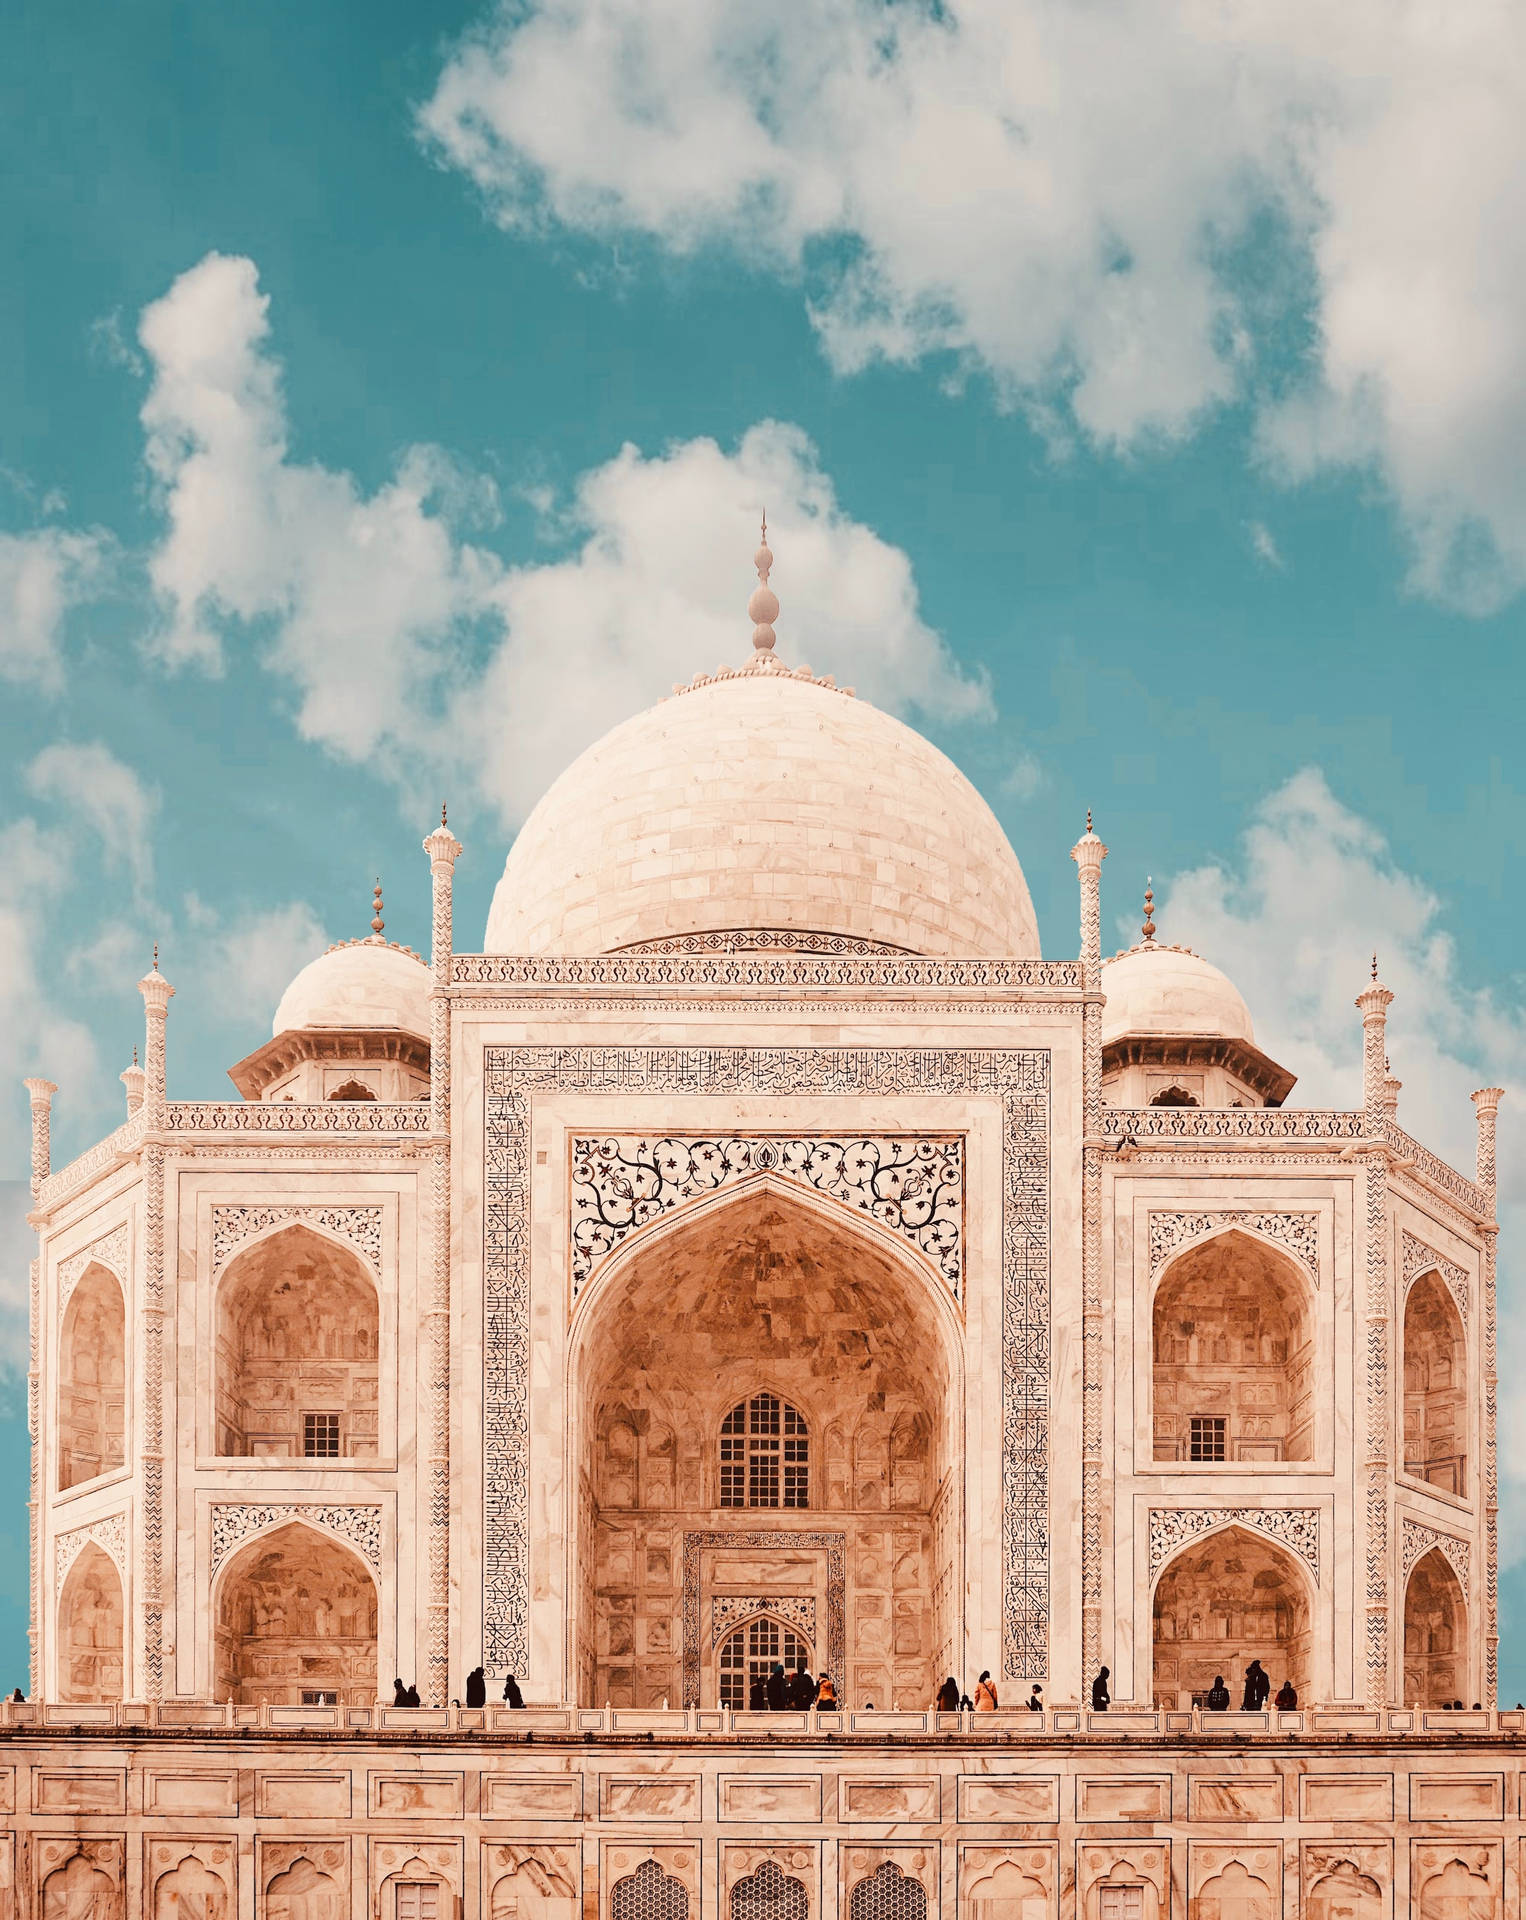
left=484, top=665, right=1039, bottom=957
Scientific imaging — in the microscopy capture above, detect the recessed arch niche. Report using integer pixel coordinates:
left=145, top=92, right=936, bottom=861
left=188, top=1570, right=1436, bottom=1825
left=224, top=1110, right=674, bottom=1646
left=57, top=1542, right=124, bottom=1702
left=213, top=1520, right=377, bottom=1706
left=1403, top=1274, right=1467, bottom=1495
left=1151, top=1524, right=1312, bottom=1708
left=570, top=1180, right=962, bottom=1710
left=1152, top=1230, right=1314, bottom=1463
left=215, top=1224, right=379, bottom=1460
left=1403, top=1547, right=1467, bottom=1707
left=58, top=1263, right=126, bottom=1489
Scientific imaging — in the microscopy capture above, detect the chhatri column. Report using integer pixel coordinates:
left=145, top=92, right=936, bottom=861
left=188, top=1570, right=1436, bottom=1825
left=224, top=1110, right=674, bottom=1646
left=1472, top=1085, right=1504, bottom=1701
left=137, top=948, right=175, bottom=1697
left=423, top=807, right=463, bottom=1704
left=1355, top=958, right=1395, bottom=1704
left=22, top=1078, right=57, bottom=1199
left=121, top=1048, right=146, bottom=1119
left=1071, top=813, right=1107, bottom=1694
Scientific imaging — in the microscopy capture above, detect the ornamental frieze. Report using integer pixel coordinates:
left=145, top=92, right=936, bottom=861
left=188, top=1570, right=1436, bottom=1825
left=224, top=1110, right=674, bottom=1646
left=1401, top=1230, right=1469, bottom=1323
left=1148, top=1209, right=1320, bottom=1280
left=55, top=1512, right=127, bottom=1585
left=570, top=1134, right=963, bottom=1297
left=1401, top=1517, right=1471, bottom=1599
left=709, top=1594, right=817, bottom=1648
left=210, top=1204, right=383, bottom=1275
left=1149, top=1506, right=1321, bottom=1582
left=57, top=1222, right=130, bottom=1321
left=209, top=1502, right=382, bottom=1575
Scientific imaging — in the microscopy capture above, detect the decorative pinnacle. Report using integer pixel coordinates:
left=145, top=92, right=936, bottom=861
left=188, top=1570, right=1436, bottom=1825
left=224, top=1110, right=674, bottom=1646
left=1141, top=878, right=1156, bottom=943
left=152, top=942, right=159, bottom=972
left=1086, top=809, right=1093, bottom=833
left=1371, top=951, right=1378, bottom=982
left=441, top=802, right=448, bottom=827
left=749, top=512, right=779, bottom=653
left=371, top=879, right=385, bottom=939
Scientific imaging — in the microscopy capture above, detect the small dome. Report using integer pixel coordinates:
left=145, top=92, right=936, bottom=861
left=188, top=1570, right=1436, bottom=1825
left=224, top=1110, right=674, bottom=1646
left=1101, top=942, right=1254, bottom=1047
left=273, top=940, right=431, bottom=1038
left=485, top=666, right=1038, bottom=957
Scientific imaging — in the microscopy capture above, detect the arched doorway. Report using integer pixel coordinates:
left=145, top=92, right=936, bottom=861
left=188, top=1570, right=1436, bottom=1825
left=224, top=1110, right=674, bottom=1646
left=1403, top=1548, right=1467, bottom=1706
left=571, top=1183, right=961, bottom=1710
left=213, top=1522, right=377, bottom=1705
left=57, top=1543, right=124, bottom=1702
left=1404, top=1275, right=1467, bottom=1495
left=718, top=1614, right=813, bottom=1708
left=58, top=1264, right=126, bottom=1489
left=1153, top=1230, right=1314, bottom=1463
left=215, top=1226, right=379, bottom=1459
left=1152, top=1525, right=1312, bottom=1708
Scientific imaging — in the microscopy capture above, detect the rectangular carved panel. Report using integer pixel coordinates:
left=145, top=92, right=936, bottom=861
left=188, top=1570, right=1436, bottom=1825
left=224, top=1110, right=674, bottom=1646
left=1409, top=1774, right=1504, bottom=1820
left=31, top=1770, right=126, bottom=1813
left=957, top=1776, right=1061, bottom=1823
left=255, top=1771, right=353, bottom=1817
left=1300, top=1774, right=1394, bottom=1821
left=1077, top=1776, right=1171, bottom=1822
left=0, top=1769, right=11, bottom=1814
left=1188, top=1776, right=1283, bottom=1821
left=599, top=1775, right=702, bottom=1821
left=840, top=1778, right=940, bottom=1823
left=369, top=1772, right=467, bottom=1819
left=484, top=1774, right=585, bottom=1820
left=719, top=1776, right=823, bottom=1822
left=143, top=1771, right=239, bottom=1817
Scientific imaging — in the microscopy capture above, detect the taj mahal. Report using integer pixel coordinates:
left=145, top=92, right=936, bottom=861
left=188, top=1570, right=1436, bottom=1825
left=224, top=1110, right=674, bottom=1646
left=6, top=538, right=1519, bottom=1920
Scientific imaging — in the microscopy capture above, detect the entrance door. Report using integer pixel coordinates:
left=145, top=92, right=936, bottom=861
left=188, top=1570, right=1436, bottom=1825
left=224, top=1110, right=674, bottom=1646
left=1099, top=1890, right=1144, bottom=1920
left=396, top=1885, right=441, bottom=1920
left=719, top=1617, right=812, bottom=1707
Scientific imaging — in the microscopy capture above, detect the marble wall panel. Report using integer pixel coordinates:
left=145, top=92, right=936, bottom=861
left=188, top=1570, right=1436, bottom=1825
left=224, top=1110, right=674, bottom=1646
left=255, top=1771, right=353, bottom=1818
left=1187, top=1776, right=1283, bottom=1821
left=599, top=1775, right=702, bottom=1822
left=957, top=1776, right=1062, bottom=1823
left=483, top=1775, right=584, bottom=1820
left=1186, top=1842, right=1280, bottom=1919
left=33, top=1839, right=126, bottom=1920
left=958, top=1845, right=1057, bottom=1920
left=1076, top=1777, right=1171, bottom=1823
left=1409, top=1840, right=1501, bottom=1917
left=370, top=1838, right=463, bottom=1916
left=31, top=1768, right=126, bottom=1813
left=840, top=1777, right=940, bottom=1823
left=144, top=1839, right=236, bottom=1920
left=142, top=1770, right=239, bottom=1817
left=1300, top=1774, right=1395, bottom=1822
left=367, top=1772, right=466, bottom=1819
left=1408, top=1774, right=1504, bottom=1821
left=718, top=1775, right=822, bottom=1822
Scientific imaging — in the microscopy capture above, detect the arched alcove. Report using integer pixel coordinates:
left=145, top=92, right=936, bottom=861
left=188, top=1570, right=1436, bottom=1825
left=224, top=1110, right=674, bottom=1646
left=1404, top=1275, right=1467, bottom=1494
left=264, top=1856, right=345, bottom=1920
left=41, top=1854, right=119, bottom=1920
left=487, top=1851, right=579, bottom=1920
left=1152, top=1525, right=1312, bottom=1708
left=1190, top=1863, right=1276, bottom=1920
left=718, top=1614, right=813, bottom=1708
left=1306, top=1861, right=1383, bottom=1920
left=851, top=1864, right=926, bottom=1920
left=1403, top=1548, right=1467, bottom=1707
left=732, top=1863, right=808, bottom=1920
left=1417, top=1858, right=1495, bottom=1919
left=57, top=1543, right=124, bottom=1702
left=153, top=1856, right=228, bottom=1920
left=571, top=1181, right=961, bottom=1710
left=611, top=1862, right=688, bottom=1920
left=58, top=1264, right=126, bottom=1489
left=215, top=1225, right=378, bottom=1459
left=964, top=1860, right=1049, bottom=1920
left=1153, top=1230, right=1314, bottom=1463
left=213, top=1521, right=377, bottom=1706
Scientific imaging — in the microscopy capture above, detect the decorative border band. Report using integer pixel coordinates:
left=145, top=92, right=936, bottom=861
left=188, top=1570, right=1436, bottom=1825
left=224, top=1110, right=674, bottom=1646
left=1148, top=1506, right=1321, bottom=1583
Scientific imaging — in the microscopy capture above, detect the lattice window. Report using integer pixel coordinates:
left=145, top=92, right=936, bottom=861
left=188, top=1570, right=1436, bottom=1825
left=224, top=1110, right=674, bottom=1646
left=1189, top=1416, right=1226, bottom=1461
left=720, top=1393, right=809, bottom=1508
left=612, top=1861, right=689, bottom=1920
left=719, top=1616, right=812, bottom=1709
left=850, top=1862, right=926, bottom=1920
left=303, top=1411, right=341, bottom=1458
left=300, top=1688, right=339, bottom=1705
left=731, top=1861, right=809, bottom=1920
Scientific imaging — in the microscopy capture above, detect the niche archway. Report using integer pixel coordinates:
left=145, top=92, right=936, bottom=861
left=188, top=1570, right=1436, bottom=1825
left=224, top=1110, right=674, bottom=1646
left=1152, top=1525, right=1312, bottom=1708
left=1153, top=1230, right=1314, bottom=1463
left=1404, top=1548, right=1467, bottom=1707
left=57, top=1543, right=124, bottom=1702
left=215, top=1225, right=379, bottom=1459
left=1306, top=1862, right=1382, bottom=1920
left=58, top=1264, right=126, bottom=1490
left=213, top=1521, right=377, bottom=1706
left=41, top=1853, right=120, bottom=1920
left=1404, top=1275, right=1467, bottom=1495
left=570, top=1180, right=962, bottom=1711
left=965, top=1860, right=1049, bottom=1920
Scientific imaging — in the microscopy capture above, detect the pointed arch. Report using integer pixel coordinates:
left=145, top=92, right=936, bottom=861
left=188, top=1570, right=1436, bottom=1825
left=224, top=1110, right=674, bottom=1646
left=215, top=1223, right=379, bottom=1459
left=1404, top=1272, right=1467, bottom=1495
left=1404, top=1547, right=1467, bottom=1707
left=57, top=1542, right=124, bottom=1702
left=1151, top=1522, right=1313, bottom=1709
left=212, top=1519, right=377, bottom=1706
left=58, top=1262, right=126, bottom=1489
left=1152, top=1227, right=1314, bottom=1463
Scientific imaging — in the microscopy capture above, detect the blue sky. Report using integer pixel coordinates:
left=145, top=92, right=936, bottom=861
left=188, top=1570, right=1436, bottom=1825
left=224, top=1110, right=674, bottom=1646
left=2, top=0, right=1524, bottom=1697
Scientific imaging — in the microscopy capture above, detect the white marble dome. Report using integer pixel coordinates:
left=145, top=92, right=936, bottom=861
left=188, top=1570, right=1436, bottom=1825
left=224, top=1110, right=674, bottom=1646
left=484, top=666, right=1040, bottom=957
left=1100, top=941, right=1255, bottom=1046
left=273, top=940, right=432, bottom=1038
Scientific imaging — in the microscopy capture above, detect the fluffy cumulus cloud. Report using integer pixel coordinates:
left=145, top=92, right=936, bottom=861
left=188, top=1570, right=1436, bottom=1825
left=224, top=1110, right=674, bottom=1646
left=0, top=528, right=111, bottom=689
left=25, top=742, right=158, bottom=898
left=195, top=900, right=331, bottom=1018
left=420, top=0, right=1526, bottom=611
left=1148, top=769, right=1526, bottom=1556
left=137, top=252, right=983, bottom=823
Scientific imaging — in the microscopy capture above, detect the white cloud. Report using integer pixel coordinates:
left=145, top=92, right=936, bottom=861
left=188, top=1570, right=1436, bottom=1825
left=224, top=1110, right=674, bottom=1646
left=1000, top=751, right=1043, bottom=802
left=0, top=1182, right=30, bottom=1383
left=136, top=252, right=984, bottom=826
left=420, top=0, right=1526, bottom=611
left=197, top=900, right=331, bottom=1015
left=25, top=742, right=158, bottom=897
left=0, top=527, right=111, bottom=689
left=1147, top=768, right=1526, bottom=1559
left=1247, top=521, right=1284, bottom=571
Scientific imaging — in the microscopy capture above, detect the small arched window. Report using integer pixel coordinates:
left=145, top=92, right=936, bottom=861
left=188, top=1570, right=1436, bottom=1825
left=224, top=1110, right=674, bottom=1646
left=719, top=1616, right=812, bottom=1709
left=720, top=1393, right=808, bottom=1508
left=1150, top=1085, right=1199, bottom=1108
left=328, top=1080, right=377, bottom=1102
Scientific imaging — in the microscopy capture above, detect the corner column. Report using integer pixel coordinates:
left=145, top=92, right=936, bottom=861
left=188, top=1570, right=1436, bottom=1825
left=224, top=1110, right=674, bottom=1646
left=1071, top=816, right=1107, bottom=1695
left=22, top=1078, right=55, bottom=1699
left=1355, top=964, right=1394, bottom=1704
left=423, top=811, right=463, bottom=1703
left=137, top=956, right=174, bottom=1698
left=1472, top=1086, right=1503, bottom=1701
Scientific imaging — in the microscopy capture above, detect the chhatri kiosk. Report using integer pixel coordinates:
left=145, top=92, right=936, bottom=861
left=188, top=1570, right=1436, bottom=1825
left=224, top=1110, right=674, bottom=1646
left=11, top=542, right=1514, bottom=1918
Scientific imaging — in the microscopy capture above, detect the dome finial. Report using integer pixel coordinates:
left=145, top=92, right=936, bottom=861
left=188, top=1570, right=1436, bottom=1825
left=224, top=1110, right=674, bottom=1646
left=371, top=878, right=385, bottom=939
left=1371, top=950, right=1378, bottom=982
left=1141, top=878, right=1156, bottom=943
left=749, top=512, right=779, bottom=653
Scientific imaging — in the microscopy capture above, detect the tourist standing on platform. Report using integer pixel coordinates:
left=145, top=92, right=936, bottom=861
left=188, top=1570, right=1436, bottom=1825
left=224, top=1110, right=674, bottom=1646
left=974, top=1670, right=999, bottom=1710
left=1091, top=1667, right=1110, bottom=1710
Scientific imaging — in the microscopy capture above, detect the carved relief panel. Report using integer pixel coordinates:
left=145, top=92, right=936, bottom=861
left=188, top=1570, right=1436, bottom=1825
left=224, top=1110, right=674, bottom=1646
left=1410, top=1842, right=1500, bottom=1920
left=35, top=1840, right=125, bottom=1920
left=146, top=1840, right=235, bottom=1920
left=1300, top=1844, right=1390, bottom=1920
left=369, top=1840, right=462, bottom=1920
left=1186, top=1844, right=1280, bottom=1920
left=257, top=1840, right=350, bottom=1920
left=959, top=1847, right=1056, bottom=1920
left=600, top=1848, right=698, bottom=1920
left=480, top=1846, right=580, bottom=1920
left=1076, top=1846, right=1168, bottom=1920
left=843, top=1851, right=938, bottom=1920
left=722, top=1848, right=818, bottom=1920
